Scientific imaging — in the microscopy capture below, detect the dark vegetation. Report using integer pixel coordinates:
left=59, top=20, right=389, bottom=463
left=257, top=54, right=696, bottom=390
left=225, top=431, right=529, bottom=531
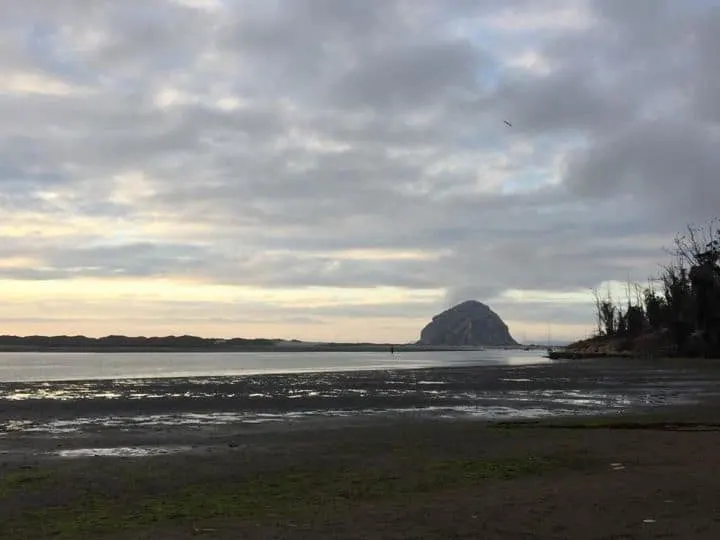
left=0, top=335, right=459, bottom=352
left=568, top=219, right=720, bottom=358
left=0, top=336, right=500, bottom=352
left=0, top=334, right=282, bottom=351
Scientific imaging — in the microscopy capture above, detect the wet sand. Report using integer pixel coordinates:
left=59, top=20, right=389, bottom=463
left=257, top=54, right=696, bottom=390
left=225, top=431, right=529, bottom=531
left=2, top=358, right=720, bottom=538
left=3, top=356, right=719, bottom=420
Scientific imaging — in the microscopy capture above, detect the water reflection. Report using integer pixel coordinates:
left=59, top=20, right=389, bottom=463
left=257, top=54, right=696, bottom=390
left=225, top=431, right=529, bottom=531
left=0, top=387, right=695, bottom=438
left=56, top=446, right=191, bottom=458
left=4, top=405, right=601, bottom=437
left=0, top=350, right=551, bottom=383
left=2, top=359, right=719, bottom=441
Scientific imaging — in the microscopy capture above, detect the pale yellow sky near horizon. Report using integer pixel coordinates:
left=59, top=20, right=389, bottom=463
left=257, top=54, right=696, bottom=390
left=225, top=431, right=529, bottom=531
left=0, top=276, right=604, bottom=343
left=0, top=208, right=601, bottom=343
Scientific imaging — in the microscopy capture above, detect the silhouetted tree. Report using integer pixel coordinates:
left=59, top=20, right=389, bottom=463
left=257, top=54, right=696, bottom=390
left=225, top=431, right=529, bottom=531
left=598, top=298, right=617, bottom=337
left=643, top=287, right=666, bottom=331
left=624, top=305, right=646, bottom=337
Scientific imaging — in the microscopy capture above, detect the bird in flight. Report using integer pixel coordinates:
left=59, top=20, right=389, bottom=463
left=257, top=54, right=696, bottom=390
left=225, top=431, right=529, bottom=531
left=504, top=120, right=512, bottom=128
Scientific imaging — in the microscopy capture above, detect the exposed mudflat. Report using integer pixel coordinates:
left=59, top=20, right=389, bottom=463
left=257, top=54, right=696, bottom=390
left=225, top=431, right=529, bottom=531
left=1, top=356, right=720, bottom=461
left=1, top=358, right=720, bottom=538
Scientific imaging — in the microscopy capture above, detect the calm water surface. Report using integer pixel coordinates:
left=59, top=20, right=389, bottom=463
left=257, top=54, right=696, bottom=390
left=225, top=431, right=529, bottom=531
left=0, top=349, right=548, bottom=383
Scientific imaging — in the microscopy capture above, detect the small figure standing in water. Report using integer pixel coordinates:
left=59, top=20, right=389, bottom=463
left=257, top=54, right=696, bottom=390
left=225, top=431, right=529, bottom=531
left=390, top=345, right=395, bottom=355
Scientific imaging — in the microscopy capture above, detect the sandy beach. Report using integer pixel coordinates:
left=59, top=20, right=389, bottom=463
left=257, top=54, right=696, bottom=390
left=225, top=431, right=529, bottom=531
left=2, top=357, right=720, bottom=539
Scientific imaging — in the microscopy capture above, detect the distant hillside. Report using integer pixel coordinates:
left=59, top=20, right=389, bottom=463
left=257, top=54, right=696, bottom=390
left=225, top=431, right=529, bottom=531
left=417, top=300, right=518, bottom=347
left=0, top=334, right=281, bottom=351
left=0, top=334, right=509, bottom=353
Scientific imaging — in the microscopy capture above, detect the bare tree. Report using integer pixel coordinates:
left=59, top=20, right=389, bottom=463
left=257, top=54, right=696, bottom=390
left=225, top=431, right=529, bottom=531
left=671, top=219, right=720, bottom=267
left=598, top=288, right=617, bottom=337
left=591, top=287, right=602, bottom=336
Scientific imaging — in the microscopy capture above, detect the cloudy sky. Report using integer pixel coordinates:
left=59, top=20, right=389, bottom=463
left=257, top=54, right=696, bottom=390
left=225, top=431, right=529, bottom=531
left=0, top=0, right=718, bottom=343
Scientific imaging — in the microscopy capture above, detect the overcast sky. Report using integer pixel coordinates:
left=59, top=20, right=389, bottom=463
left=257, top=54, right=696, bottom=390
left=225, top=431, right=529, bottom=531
left=0, top=0, right=718, bottom=343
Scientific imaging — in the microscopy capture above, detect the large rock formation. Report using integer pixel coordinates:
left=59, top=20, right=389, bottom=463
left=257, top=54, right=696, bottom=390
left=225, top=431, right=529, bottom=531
left=418, top=300, right=518, bottom=346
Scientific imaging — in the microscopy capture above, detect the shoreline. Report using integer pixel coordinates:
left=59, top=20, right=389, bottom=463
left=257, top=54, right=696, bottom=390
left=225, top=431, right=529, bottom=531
left=0, top=344, right=534, bottom=353
left=548, top=349, right=634, bottom=360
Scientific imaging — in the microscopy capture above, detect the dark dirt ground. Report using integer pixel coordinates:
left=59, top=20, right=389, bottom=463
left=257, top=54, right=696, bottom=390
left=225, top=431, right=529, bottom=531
left=1, top=407, right=720, bottom=539
left=2, top=358, right=720, bottom=539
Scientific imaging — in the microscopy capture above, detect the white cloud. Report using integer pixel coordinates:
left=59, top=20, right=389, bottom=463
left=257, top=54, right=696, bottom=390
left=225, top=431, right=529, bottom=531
left=0, top=72, right=93, bottom=96
left=110, top=171, right=157, bottom=206
left=505, top=49, right=553, bottom=75
left=483, top=4, right=593, bottom=32
left=172, top=0, right=223, bottom=11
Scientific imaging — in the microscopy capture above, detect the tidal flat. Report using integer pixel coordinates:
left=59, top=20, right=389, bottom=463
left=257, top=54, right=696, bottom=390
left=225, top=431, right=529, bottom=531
left=2, top=357, right=720, bottom=538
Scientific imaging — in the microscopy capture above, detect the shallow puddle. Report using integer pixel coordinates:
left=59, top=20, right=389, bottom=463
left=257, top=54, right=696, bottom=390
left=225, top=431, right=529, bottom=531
left=54, top=446, right=192, bottom=458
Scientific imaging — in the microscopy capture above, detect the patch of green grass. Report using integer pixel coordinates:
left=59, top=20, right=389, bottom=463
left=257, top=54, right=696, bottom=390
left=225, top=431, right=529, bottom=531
left=0, top=468, right=53, bottom=497
left=0, top=454, right=582, bottom=539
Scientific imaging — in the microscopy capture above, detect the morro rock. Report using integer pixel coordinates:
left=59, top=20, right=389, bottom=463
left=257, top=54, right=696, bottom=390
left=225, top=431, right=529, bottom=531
left=418, top=300, right=518, bottom=346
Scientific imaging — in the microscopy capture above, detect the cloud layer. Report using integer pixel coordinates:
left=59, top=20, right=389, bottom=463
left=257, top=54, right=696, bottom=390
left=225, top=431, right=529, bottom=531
left=0, top=0, right=718, bottom=342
